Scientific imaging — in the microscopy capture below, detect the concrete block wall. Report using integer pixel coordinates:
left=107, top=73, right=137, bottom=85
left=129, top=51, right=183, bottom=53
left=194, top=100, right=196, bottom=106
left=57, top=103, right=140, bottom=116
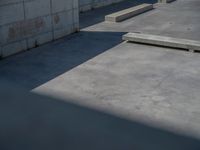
left=0, top=0, right=79, bottom=58
left=79, top=0, right=125, bottom=12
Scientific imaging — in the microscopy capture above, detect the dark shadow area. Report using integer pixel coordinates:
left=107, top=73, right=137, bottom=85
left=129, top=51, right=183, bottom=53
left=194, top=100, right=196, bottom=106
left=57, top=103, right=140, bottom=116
left=0, top=81, right=200, bottom=150
left=0, top=31, right=125, bottom=90
left=80, top=0, right=157, bottom=29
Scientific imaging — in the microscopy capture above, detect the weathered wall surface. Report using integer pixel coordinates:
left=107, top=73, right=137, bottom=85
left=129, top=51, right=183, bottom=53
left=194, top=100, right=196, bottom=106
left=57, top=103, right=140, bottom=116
left=79, top=0, right=124, bottom=12
left=0, top=0, right=79, bottom=58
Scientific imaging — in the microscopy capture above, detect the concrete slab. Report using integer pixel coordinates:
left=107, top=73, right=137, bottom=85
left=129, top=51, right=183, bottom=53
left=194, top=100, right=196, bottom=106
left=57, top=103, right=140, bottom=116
left=32, top=41, right=200, bottom=139
left=123, top=32, right=200, bottom=52
left=1, top=0, right=200, bottom=144
left=105, top=3, right=153, bottom=22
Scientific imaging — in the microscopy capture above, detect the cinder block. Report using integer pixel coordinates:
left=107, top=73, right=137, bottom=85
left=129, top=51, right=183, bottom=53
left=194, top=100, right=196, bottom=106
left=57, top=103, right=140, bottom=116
left=53, top=10, right=73, bottom=30
left=1, top=40, right=27, bottom=57
left=0, top=2, right=24, bottom=26
left=0, top=0, right=79, bottom=58
left=52, top=0, right=73, bottom=13
left=0, top=15, right=52, bottom=45
left=0, top=0, right=23, bottom=6
left=53, top=25, right=74, bottom=40
left=27, top=31, right=53, bottom=49
left=123, top=33, right=200, bottom=52
left=105, top=3, right=153, bottom=22
left=24, top=0, right=51, bottom=19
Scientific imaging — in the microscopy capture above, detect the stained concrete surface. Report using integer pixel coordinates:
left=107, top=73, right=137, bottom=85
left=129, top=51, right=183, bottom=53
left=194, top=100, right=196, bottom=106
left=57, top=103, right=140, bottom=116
left=0, top=0, right=200, bottom=146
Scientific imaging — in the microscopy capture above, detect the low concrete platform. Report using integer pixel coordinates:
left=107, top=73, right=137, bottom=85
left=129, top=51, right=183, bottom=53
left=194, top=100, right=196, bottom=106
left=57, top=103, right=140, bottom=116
left=158, top=0, right=176, bottom=3
left=105, top=3, right=153, bottom=22
left=123, top=32, right=200, bottom=52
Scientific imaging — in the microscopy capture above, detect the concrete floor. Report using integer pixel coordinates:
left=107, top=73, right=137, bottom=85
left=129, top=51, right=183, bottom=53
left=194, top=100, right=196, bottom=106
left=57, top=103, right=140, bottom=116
left=1, top=0, right=200, bottom=142
left=1, top=82, right=200, bottom=150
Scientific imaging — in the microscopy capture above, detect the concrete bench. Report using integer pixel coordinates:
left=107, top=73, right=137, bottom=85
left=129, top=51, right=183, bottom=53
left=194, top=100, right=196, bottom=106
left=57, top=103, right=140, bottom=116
left=123, top=33, right=200, bottom=52
left=158, top=0, right=176, bottom=3
left=105, top=3, right=153, bottom=22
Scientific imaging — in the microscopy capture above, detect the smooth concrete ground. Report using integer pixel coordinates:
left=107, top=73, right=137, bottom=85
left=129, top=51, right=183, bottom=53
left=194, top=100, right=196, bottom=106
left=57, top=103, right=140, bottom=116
left=1, top=82, right=200, bottom=150
left=1, top=0, right=200, bottom=145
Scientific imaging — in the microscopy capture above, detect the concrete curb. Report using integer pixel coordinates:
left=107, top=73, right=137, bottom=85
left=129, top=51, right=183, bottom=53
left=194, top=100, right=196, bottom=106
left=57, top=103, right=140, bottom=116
left=123, top=33, right=200, bottom=52
left=105, top=3, right=153, bottom=22
left=158, top=0, right=176, bottom=3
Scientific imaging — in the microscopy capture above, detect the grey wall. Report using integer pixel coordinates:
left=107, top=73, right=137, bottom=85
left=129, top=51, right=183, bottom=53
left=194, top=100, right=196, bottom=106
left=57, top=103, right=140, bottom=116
left=79, top=0, right=124, bottom=12
left=0, top=0, right=79, bottom=58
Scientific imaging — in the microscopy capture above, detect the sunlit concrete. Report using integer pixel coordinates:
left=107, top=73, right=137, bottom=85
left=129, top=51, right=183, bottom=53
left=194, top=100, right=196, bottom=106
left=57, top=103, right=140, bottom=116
left=123, top=32, right=200, bottom=52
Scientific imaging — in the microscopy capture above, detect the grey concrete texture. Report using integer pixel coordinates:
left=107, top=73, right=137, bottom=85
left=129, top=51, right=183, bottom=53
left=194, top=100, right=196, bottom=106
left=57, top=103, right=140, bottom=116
left=0, top=0, right=200, bottom=146
left=105, top=3, right=153, bottom=22
left=0, top=0, right=79, bottom=57
left=33, top=41, right=200, bottom=138
left=123, top=32, right=200, bottom=51
left=1, top=81, right=200, bottom=150
left=84, top=0, right=200, bottom=41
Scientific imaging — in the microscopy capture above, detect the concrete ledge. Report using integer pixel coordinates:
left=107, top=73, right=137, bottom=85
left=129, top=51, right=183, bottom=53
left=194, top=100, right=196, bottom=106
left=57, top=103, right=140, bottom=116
left=123, top=33, right=200, bottom=52
left=158, top=0, right=176, bottom=3
left=105, top=3, right=153, bottom=22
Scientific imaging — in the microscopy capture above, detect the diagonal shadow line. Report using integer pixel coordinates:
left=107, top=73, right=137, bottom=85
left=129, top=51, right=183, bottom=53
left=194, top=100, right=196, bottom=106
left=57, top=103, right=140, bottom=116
left=0, top=31, right=126, bottom=90
left=0, top=81, right=200, bottom=150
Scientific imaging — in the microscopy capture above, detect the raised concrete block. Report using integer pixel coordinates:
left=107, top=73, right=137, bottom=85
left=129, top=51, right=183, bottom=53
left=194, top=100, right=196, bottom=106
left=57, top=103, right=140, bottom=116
left=158, top=0, right=176, bottom=3
left=105, top=3, right=153, bottom=22
left=123, top=33, right=200, bottom=52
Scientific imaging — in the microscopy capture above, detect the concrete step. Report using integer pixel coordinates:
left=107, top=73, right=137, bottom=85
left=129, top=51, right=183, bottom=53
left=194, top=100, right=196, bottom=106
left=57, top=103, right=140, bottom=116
left=123, top=33, right=200, bottom=52
left=158, top=0, right=176, bottom=3
left=105, top=3, right=153, bottom=22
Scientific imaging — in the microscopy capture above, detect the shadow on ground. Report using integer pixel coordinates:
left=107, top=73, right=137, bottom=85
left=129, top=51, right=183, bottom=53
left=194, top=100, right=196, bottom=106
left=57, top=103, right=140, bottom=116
left=0, top=31, right=125, bottom=90
left=80, top=0, right=157, bottom=29
left=0, top=81, right=200, bottom=150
